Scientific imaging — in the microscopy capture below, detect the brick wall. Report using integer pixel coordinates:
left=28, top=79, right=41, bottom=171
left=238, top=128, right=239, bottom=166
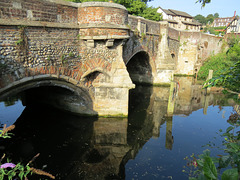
left=175, top=31, right=222, bottom=75
left=128, top=15, right=160, bottom=34
left=78, top=6, right=128, bottom=25
left=0, top=0, right=78, bottom=23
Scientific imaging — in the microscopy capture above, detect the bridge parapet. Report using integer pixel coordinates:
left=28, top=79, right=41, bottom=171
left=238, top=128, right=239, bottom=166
left=0, top=0, right=135, bottom=117
left=0, top=0, right=222, bottom=117
left=78, top=2, right=130, bottom=47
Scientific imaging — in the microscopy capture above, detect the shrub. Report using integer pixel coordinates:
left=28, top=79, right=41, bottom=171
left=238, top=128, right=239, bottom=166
left=197, top=53, right=234, bottom=80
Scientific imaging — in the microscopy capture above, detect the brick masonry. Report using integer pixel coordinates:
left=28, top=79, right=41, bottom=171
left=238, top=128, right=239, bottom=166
left=0, top=0, right=223, bottom=116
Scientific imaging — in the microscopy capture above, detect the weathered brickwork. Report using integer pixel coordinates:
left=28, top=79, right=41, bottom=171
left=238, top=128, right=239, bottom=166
left=0, top=26, right=120, bottom=87
left=176, top=31, right=222, bottom=75
left=127, top=15, right=138, bottom=30
left=124, top=15, right=161, bottom=64
left=79, top=28, right=128, bottom=37
left=78, top=6, right=127, bottom=25
left=0, top=26, right=80, bottom=73
left=0, top=0, right=224, bottom=116
left=0, top=0, right=78, bottom=23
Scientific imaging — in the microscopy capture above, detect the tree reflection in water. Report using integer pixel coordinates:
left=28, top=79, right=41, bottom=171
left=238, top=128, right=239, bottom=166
left=0, top=77, right=238, bottom=179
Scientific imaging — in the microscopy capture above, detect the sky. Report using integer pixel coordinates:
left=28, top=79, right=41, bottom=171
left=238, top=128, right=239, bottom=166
left=147, top=0, right=240, bottom=18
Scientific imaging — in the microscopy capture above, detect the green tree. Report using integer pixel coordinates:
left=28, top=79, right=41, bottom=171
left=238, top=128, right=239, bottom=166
left=127, top=0, right=147, bottom=16
left=194, top=14, right=207, bottom=25
left=127, top=0, right=162, bottom=21
left=142, top=6, right=162, bottom=21
left=206, top=14, right=214, bottom=24
left=214, top=13, right=219, bottom=18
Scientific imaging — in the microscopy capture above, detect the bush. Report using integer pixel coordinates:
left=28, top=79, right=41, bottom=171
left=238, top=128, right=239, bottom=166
left=197, top=53, right=234, bottom=80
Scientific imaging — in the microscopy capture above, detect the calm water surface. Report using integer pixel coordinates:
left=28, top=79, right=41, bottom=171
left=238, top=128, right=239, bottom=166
left=0, top=77, right=238, bottom=180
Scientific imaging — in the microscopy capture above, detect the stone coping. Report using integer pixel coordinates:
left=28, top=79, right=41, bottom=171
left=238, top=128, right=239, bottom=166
left=0, top=18, right=131, bottom=30
left=93, top=82, right=135, bottom=89
left=128, top=15, right=161, bottom=24
left=79, top=35, right=130, bottom=40
left=0, top=18, right=79, bottom=29
left=146, top=32, right=160, bottom=36
left=45, top=0, right=79, bottom=7
left=79, top=23, right=129, bottom=30
left=79, top=2, right=127, bottom=10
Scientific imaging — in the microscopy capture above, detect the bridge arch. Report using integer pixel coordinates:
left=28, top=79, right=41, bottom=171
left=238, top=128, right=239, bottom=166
left=126, top=51, right=153, bottom=85
left=0, top=75, right=97, bottom=116
left=81, top=68, right=111, bottom=87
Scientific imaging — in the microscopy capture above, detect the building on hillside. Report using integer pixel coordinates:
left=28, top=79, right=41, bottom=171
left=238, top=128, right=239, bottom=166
left=157, top=7, right=201, bottom=31
left=212, top=17, right=235, bottom=27
left=225, top=16, right=240, bottom=34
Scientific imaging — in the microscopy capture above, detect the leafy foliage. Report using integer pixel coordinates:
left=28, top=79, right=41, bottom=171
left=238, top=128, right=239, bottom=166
left=127, top=0, right=161, bottom=21
left=0, top=125, right=55, bottom=179
left=185, top=110, right=240, bottom=180
left=194, top=14, right=207, bottom=25
left=203, top=36, right=240, bottom=93
left=197, top=52, right=234, bottom=80
left=196, top=0, right=211, bottom=7
left=194, top=13, right=220, bottom=26
left=0, top=125, right=15, bottom=139
left=0, top=161, right=32, bottom=180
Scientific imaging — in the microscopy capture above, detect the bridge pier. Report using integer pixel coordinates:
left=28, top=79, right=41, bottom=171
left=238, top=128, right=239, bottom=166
left=0, top=0, right=222, bottom=117
left=154, top=21, right=175, bottom=85
left=92, top=44, right=135, bottom=117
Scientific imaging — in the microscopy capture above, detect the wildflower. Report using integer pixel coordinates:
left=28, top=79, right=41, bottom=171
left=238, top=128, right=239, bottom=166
left=0, top=163, right=16, bottom=169
left=192, top=160, right=198, bottom=167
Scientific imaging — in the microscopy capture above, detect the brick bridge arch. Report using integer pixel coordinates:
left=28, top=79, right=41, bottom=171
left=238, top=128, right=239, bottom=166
left=0, top=0, right=223, bottom=116
left=126, top=50, right=153, bottom=85
left=0, top=75, right=97, bottom=115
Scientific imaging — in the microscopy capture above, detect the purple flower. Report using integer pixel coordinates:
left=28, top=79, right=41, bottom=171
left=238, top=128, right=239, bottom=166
left=0, top=163, right=16, bottom=169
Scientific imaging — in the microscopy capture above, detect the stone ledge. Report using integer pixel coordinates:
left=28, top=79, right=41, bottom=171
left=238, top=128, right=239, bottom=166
left=80, top=35, right=130, bottom=40
left=79, top=23, right=129, bottom=30
left=79, top=2, right=127, bottom=11
left=146, top=32, right=160, bottom=36
left=128, top=15, right=161, bottom=24
left=93, top=82, right=135, bottom=89
left=0, top=18, right=79, bottom=29
left=46, top=0, right=79, bottom=7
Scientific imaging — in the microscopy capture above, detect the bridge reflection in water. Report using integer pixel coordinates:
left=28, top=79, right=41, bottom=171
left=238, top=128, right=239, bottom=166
left=0, top=77, right=236, bottom=179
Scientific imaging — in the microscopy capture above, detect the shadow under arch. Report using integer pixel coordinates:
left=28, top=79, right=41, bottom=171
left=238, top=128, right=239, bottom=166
left=126, top=51, right=153, bottom=85
left=80, top=68, right=111, bottom=87
left=0, top=75, right=97, bottom=116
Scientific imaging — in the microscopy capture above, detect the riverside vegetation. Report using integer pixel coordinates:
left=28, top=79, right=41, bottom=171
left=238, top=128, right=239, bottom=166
left=186, top=35, right=240, bottom=179
left=0, top=125, right=55, bottom=180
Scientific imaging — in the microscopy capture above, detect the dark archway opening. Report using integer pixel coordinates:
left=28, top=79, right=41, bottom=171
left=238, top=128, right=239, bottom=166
left=0, top=79, right=96, bottom=117
left=126, top=51, right=153, bottom=85
left=22, top=85, right=96, bottom=116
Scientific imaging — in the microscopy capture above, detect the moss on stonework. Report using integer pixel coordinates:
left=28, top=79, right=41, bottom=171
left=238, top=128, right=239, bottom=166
left=174, top=74, right=194, bottom=77
left=100, top=114, right=128, bottom=118
left=153, top=83, right=171, bottom=87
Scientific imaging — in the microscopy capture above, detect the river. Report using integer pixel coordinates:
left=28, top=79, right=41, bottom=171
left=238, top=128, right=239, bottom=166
left=0, top=77, right=238, bottom=180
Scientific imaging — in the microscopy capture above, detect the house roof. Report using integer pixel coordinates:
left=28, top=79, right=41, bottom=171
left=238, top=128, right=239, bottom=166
left=159, top=7, right=192, bottom=18
left=166, top=19, right=178, bottom=24
left=182, top=20, right=201, bottom=26
left=162, top=9, right=175, bottom=16
left=168, top=9, right=192, bottom=18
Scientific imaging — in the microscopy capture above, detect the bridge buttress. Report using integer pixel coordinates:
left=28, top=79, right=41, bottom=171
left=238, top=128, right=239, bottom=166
left=153, top=21, right=175, bottom=85
left=92, top=44, right=135, bottom=117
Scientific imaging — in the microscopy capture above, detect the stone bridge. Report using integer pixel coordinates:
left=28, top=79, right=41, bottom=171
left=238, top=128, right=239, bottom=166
left=0, top=0, right=222, bottom=116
